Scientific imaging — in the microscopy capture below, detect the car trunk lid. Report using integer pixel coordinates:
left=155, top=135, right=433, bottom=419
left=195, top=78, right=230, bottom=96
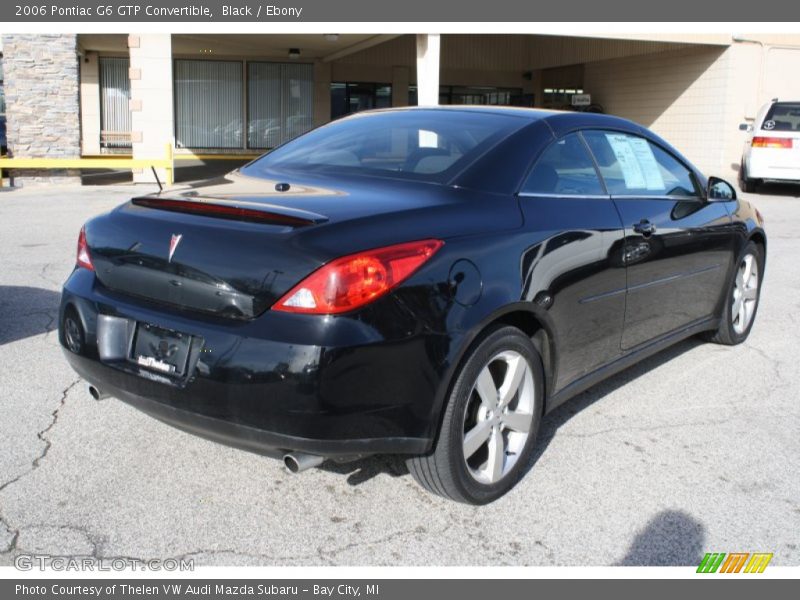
left=87, top=176, right=339, bottom=320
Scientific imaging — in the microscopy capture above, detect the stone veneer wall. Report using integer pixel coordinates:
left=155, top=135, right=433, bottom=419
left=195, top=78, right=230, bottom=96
left=2, top=34, right=81, bottom=185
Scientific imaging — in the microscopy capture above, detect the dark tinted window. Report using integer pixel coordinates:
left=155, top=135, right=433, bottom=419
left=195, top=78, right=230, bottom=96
left=521, top=133, right=605, bottom=195
left=330, top=82, right=392, bottom=120
left=242, top=110, right=525, bottom=183
left=582, top=130, right=698, bottom=197
left=762, top=102, right=800, bottom=131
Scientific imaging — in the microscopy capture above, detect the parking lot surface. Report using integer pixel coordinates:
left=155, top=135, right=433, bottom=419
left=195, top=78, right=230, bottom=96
left=1, top=183, right=798, bottom=566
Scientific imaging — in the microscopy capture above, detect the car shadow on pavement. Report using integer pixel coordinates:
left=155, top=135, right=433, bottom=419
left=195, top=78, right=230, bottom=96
left=320, top=336, right=705, bottom=488
left=0, top=285, right=62, bottom=345
left=752, top=182, right=800, bottom=198
left=616, top=509, right=706, bottom=566
left=319, top=453, right=410, bottom=485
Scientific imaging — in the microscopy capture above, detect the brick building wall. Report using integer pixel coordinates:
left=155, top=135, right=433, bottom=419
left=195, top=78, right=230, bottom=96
left=584, top=45, right=730, bottom=177
left=2, top=34, right=81, bottom=185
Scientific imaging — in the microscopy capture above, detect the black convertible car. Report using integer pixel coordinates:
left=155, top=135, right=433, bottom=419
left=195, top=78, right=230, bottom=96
left=59, top=107, right=766, bottom=504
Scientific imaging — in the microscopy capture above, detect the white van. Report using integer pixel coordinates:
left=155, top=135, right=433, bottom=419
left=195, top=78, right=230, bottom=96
left=739, top=99, right=800, bottom=193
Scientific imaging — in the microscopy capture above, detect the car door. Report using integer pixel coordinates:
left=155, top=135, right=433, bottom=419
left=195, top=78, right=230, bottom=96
left=582, top=130, right=734, bottom=350
left=517, top=132, right=627, bottom=390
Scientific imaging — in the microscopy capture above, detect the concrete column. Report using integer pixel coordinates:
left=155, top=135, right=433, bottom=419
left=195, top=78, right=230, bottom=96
left=313, top=60, right=332, bottom=127
left=529, top=69, right=544, bottom=107
left=392, top=66, right=410, bottom=107
left=129, top=34, right=174, bottom=184
left=1, top=34, right=81, bottom=186
left=416, top=34, right=441, bottom=106
left=80, top=51, right=101, bottom=155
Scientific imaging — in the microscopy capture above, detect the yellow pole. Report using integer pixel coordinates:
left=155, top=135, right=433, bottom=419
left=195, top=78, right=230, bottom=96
left=164, top=143, right=174, bottom=187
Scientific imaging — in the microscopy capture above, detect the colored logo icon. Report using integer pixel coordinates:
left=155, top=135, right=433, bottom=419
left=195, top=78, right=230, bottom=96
left=697, top=552, right=773, bottom=573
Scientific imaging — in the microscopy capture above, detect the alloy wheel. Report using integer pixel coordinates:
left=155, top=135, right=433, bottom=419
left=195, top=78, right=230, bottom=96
left=732, top=253, right=759, bottom=335
left=462, top=350, right=535, bottom=484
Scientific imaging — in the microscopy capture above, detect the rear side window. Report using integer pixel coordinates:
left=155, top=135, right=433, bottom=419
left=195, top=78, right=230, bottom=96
left=762, top=102, right=800, bottom=132
left=582, top=130, right=699, bottom=197
left=521, top=133, right=605, bottom=195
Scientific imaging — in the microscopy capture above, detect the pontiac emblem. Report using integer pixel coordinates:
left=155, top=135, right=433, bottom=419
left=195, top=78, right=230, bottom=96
left=168, top=234, right=183, bottom=263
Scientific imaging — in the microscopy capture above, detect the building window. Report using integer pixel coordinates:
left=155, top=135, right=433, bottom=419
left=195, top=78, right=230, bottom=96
left=174, top=59, right=244, bottom=149
left=174, top=60, right=313, bottom=150
left=408, top=85, right=530, bottom=107
left=248, top=62, right=313, bottom=149
left=440, top=86, right=525, bottom=106
left=99, top=57, right=132, bottom=150
left=542, top=88, right=584, bottom=109
left=331, top=82, right=392, bottom=119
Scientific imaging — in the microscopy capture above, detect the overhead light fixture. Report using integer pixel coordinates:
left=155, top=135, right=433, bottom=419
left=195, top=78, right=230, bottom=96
left=324, top=34, right=339, bottom=42
left=200, top=48, right=213, bottom=54
left=288, top=48, right=301, bottom=59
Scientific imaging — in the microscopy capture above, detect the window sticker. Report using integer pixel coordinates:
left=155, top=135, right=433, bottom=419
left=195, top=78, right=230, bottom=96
left=627, top=137, right=665, bottom=191
left=604, top=133, right=664, bottom=191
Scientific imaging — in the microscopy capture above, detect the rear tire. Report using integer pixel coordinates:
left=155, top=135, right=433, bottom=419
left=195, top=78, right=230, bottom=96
left=407, top=325, right=544, bottom=504
left=706, top=241, right=763, bottom=346
left=739, top=162, right=759, bottom=194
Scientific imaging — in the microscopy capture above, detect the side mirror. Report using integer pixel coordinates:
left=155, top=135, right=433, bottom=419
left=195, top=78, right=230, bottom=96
left=707, top=176, right=737, bottom=201
left=739, top=123, right=753, bottom=132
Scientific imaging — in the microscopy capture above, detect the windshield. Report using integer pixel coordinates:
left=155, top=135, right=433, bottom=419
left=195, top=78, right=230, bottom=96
left=241, top=110, right=526, bottom=183
left=762, top=102, right=800, bottom=132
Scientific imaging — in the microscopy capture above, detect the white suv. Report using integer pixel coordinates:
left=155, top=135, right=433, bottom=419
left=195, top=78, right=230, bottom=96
left=739, top=99, right=800, bottom=193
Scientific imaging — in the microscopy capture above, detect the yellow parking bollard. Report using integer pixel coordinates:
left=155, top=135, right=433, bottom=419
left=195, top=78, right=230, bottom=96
left=164, top=143, right=174, bottom=186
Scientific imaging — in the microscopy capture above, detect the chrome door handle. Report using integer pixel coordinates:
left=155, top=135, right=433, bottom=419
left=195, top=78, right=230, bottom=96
left=633, top=219, right=656, bottom=237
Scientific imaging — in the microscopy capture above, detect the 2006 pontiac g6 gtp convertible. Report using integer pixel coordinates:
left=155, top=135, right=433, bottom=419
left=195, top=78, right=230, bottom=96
left=60, top=107, right=766, bottom=504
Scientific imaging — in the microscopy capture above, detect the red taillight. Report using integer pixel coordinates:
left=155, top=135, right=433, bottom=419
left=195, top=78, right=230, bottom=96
left=76, top=226, right=94, bottom=271
left=752, top=136, right=792, bottom=149
left=273, top=239, right=444, bottom=315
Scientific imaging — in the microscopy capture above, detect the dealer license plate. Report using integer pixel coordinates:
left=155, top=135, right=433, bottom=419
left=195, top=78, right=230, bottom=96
left=131, top=323, right=191, bottom=376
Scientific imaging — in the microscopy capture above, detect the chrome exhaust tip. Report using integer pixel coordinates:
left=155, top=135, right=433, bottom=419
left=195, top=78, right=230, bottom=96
left=283, top=452, right=324, bottom=473
left=87, top=385, right=109, bottom=401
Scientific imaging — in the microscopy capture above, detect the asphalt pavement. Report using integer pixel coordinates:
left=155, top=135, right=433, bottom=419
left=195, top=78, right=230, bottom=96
left=0, top=182, right=798, bottom=567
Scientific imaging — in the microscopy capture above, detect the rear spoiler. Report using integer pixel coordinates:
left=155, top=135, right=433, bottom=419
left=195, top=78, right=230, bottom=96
left=131, top=196, right=328, bottom=227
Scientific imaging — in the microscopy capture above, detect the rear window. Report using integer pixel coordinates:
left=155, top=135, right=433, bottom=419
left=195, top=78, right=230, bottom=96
left=241, top=110, right=525, bottom=183
left=762, top=102, right=800, bottom=132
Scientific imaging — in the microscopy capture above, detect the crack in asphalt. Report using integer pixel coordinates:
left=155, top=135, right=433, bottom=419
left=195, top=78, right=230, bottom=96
left=744, top=343, right=793, bottom=394
left=0, top=516, right=19, bottom=555
left=33, top=379, right=82, bottom=469
left=0, top=377, right=81, bottom=556
left=38, top=262, right=64, bottom=289
left=556, top=415, right=740, bottom=440
left=316, top=521, right=453, bottom=562
left=2, top=522, right=455, bottom=567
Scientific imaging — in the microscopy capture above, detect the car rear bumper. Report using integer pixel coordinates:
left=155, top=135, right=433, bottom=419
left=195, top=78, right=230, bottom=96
left=59, top=269, right=449, bottom=458
left=64, top=351, right=429, bottom=458
left=747, top=150, right=800, bottom=181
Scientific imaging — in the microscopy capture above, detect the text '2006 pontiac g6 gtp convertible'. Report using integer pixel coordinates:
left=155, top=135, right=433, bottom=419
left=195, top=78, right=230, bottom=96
left=59, top=107, right=766, bottom=504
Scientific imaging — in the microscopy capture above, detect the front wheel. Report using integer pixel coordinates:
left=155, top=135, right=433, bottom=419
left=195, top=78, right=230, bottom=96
left=407, top=325, right=544, bottom=504
left=707, top=241, right=764, bottom=345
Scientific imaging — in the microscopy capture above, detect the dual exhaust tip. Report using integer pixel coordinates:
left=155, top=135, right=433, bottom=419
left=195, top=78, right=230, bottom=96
left=86, top=385, right=324, bottom=473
